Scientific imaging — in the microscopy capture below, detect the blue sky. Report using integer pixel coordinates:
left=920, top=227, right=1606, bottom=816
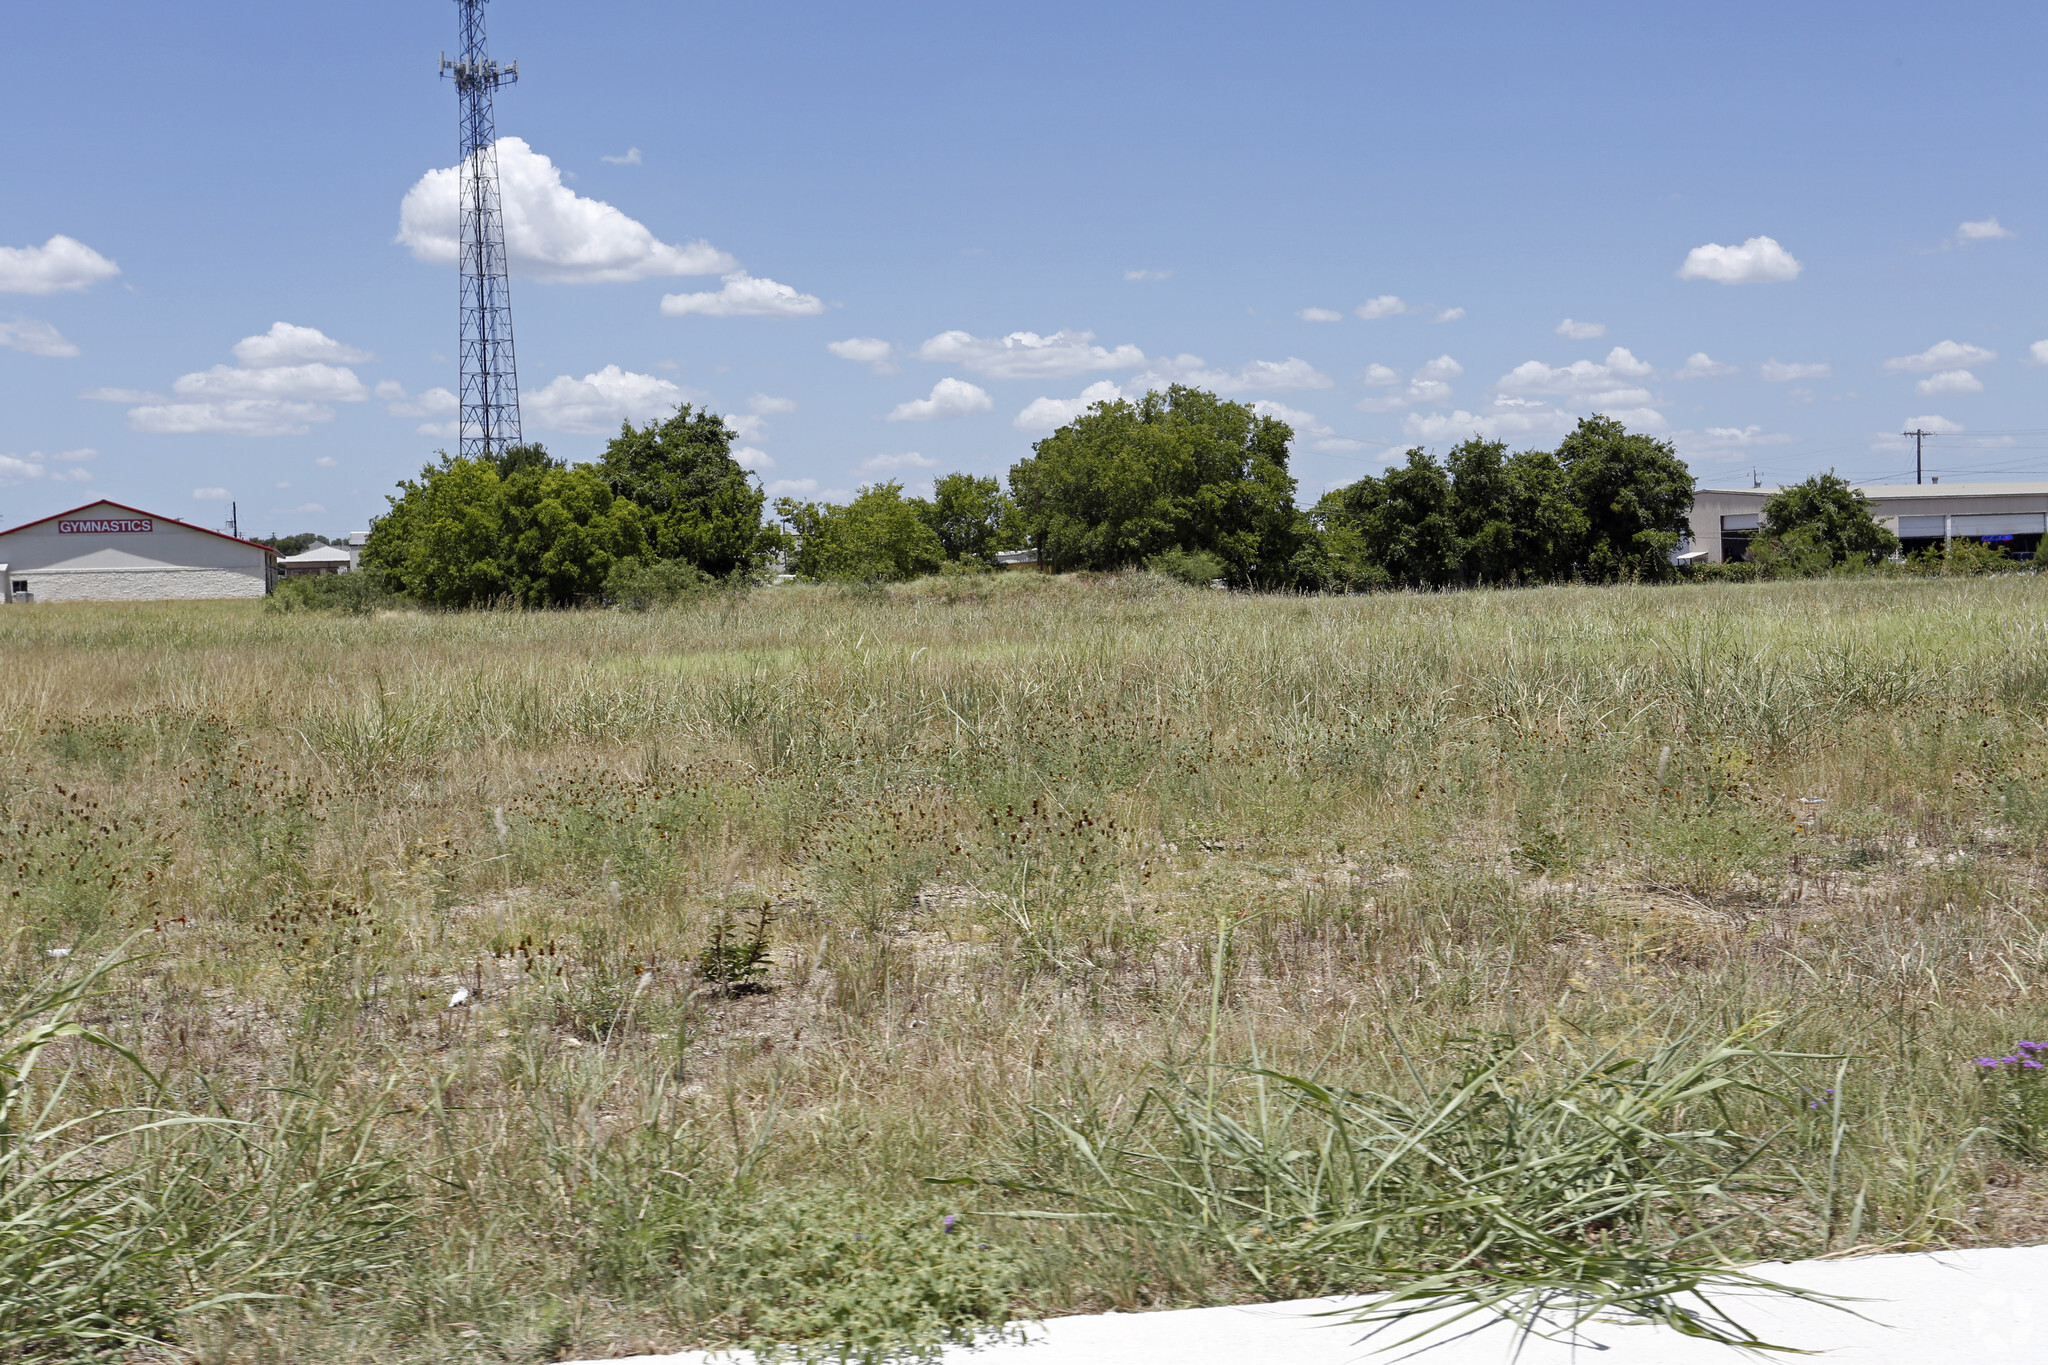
left=4, top=0, right=2047, bottom=536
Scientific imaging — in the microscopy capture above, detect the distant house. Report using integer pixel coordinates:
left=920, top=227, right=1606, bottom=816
left=993, top=548, right=1042, bottom=570
left=1689, top=481, right=2048, bottom=563
left=277, top=544, right=354, bottom=577
left=0, top=499, right=276, bottom=603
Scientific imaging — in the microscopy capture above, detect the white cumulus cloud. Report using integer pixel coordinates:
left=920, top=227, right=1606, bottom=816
left=80, top=387, right=164, bottom=403
left=376, top=383, right=459, bottom=418
left=1124, top=268, right=1171, bottom=281
left=1957, top=217, right=2013, bottom=242
left=0, top=235, right=120, bottom=295
left=1495, top=347, right=1654, bottom=402
left=748, top=393, right=797, bottom=414
left=916, top=329, right=1144, bottom=380
left=1355, top=358, right=1463, bottom=414
left=1354, top=295, right=1408, bottom=320
left=1674, top=352, right=1739, bottom=379
left=1677, top=235, right=1802, bottom=284
left=1760, top=359, right=1831, bottom=383
left=125, top=323, right=377, bottom=435
left=1298, top=307, right=1344, bottom=323
left=1917, top=369, right=1983, bottom=396
left=1014, top=380, right=1124, bottom=432
left=524, top=365, right=685, bottom=433
left=398, top=137, right=736, bottom=283
left=0, top=451, right=96, bottom=487
left=314, top=456, right=337, bottom=468
left=1555, top=318, right=1606, bottom=340
left=601, top=147, right=643, bottom=166
left=133, top=401, right=336, bottom=437
left=861, top=452, right=939, bottom=472
left=1884, top=340, right=1996, bottom=373
left=734, top=447, right=775, bottom=471
left=828, top=337, right=897, bottom=373
left=173, top=363, right=368, bottom=403
left=1674, top=426, right=1795, bottom=461
left=661, top=271, right=823, bottom=318
left=192, top=488, right=231, bottom=500
left=2029, top=340, right=2048, bottom=366
left=1434, top=307, right=1465, bottom=323
left=1135, top=354, right=1333, bottom=395
left=0, top=317, right=78, bottom=357
left=1249, top=400, right=1364, bottom=452
left=233, top=322, right=373, bottom=368
left=1901, top=414, right=1965, bottom=434
left=886, top=377, right=992, bottom=422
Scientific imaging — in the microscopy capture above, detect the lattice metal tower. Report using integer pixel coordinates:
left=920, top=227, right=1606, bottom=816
left=441, top=1, right=521, bottom=459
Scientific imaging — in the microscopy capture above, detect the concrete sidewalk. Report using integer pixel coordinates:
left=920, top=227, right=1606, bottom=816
left=568, top=1244, right=2046, bottom=1364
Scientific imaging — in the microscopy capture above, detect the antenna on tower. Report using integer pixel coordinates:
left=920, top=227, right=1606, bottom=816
left=441, top=0, right=522, bottom=462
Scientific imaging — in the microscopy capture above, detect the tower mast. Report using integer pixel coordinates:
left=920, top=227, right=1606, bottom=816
left=441, top=1, right=521, bottom=460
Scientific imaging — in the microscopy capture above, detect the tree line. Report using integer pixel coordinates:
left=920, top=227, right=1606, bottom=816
left=351, top=383, right=1929, bottom=608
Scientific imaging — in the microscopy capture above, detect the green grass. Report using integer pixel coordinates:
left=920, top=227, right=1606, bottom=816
left=2, top=571, right=2047, bottom=1360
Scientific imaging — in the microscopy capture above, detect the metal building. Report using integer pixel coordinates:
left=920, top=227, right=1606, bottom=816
left=0, top=499, right=277, bottom=603
left=1686, top=481, right=2048, bottom=564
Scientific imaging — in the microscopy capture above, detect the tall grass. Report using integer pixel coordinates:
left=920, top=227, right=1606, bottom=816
left=0, top=572, right=2045, bottom=1359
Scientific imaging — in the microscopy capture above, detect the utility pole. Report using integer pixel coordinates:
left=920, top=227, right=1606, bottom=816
left=442, top=0, right=522, bottom=462
left=229, top=501, right=239, bottom=539
left=1901, top=428, right=1933, bottom=485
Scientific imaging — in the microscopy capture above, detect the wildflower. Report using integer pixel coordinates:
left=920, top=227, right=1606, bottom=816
left=1976, top=1059, right=2001, bottom=1067
left=943, top=1214, right=959, bottom=1233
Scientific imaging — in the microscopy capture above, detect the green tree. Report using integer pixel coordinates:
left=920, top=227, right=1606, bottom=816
left=776, top=482, right=947, bottom=582
left=1757, top=471, right=1899, bottom=569
left=361, top=451, right=646, bottom=608
left=1007, top=385, right=1300, bottom=585
left=1501, top=447, right=1588, bottom=582
left=1321, top=449, right=1460, bottom=587
left=1556, top=416, right=1695, bottom=581
left=916, top=473, right=1024, bottom=565
left=596, top=406, right=773, bottom=578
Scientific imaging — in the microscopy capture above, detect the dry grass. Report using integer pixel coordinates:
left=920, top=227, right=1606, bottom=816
left=5, top=570, right=2048, bottom=1362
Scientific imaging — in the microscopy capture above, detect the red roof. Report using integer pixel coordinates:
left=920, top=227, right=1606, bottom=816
left=0, top=499, right=278, bottom=555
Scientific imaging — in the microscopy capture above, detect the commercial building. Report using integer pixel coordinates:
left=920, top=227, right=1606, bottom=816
left=277, top=544, right=355, bottom=576
left=1686, top=481, right=2048, bottom=564
left=0, top=499, right=277, bottom=603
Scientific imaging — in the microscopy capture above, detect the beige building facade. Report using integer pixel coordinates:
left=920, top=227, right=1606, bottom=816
left=1686, top=481, right=2048, bottom=563
left=0, top=500, right=277, bottom=603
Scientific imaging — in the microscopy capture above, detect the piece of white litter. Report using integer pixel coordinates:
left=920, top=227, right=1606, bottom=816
left=558, top=1243, right=2048, bottom=1365
left=448, top=987, right=471, bottom=1008
left=47, top=948, right=72, bottom=959
left=1799, top=797, right=1827, bottom=804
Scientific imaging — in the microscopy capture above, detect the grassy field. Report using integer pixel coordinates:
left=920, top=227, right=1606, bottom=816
left=5, top=571, right=2048, bottom=1362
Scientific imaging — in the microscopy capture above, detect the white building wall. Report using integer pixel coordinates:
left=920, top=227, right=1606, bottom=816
left=0, top=502, right=274, bottom=602
left=26, top=566, right=269, bottom=602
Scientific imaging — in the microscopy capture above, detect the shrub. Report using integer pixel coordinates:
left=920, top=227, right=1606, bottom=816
left=266, top=572, right=398, bottom=614
left=591, top=1179, right=1021, bottom=1365
left=1144, top=548, right=1226, bottom=587
left=983, top=1022, right=1839, bottom=1352
left=607, top=556, right=714, bottom=610
left=1974, top=1042, right=2048, bottom=1160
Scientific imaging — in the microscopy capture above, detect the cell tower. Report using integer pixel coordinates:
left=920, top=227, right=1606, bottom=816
left=440, top=0, right=521, bottom=460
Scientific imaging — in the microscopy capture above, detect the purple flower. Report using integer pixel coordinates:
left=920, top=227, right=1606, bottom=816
left=2027, top=1060, right=2044, bottom=1070
left=943, top=1214, right=959, bottom=1233
left=1977, top=1058, right=2001, bottom=1067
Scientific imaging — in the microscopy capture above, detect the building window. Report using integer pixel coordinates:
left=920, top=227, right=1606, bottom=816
left=9, top=581, right=25, bottom=596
